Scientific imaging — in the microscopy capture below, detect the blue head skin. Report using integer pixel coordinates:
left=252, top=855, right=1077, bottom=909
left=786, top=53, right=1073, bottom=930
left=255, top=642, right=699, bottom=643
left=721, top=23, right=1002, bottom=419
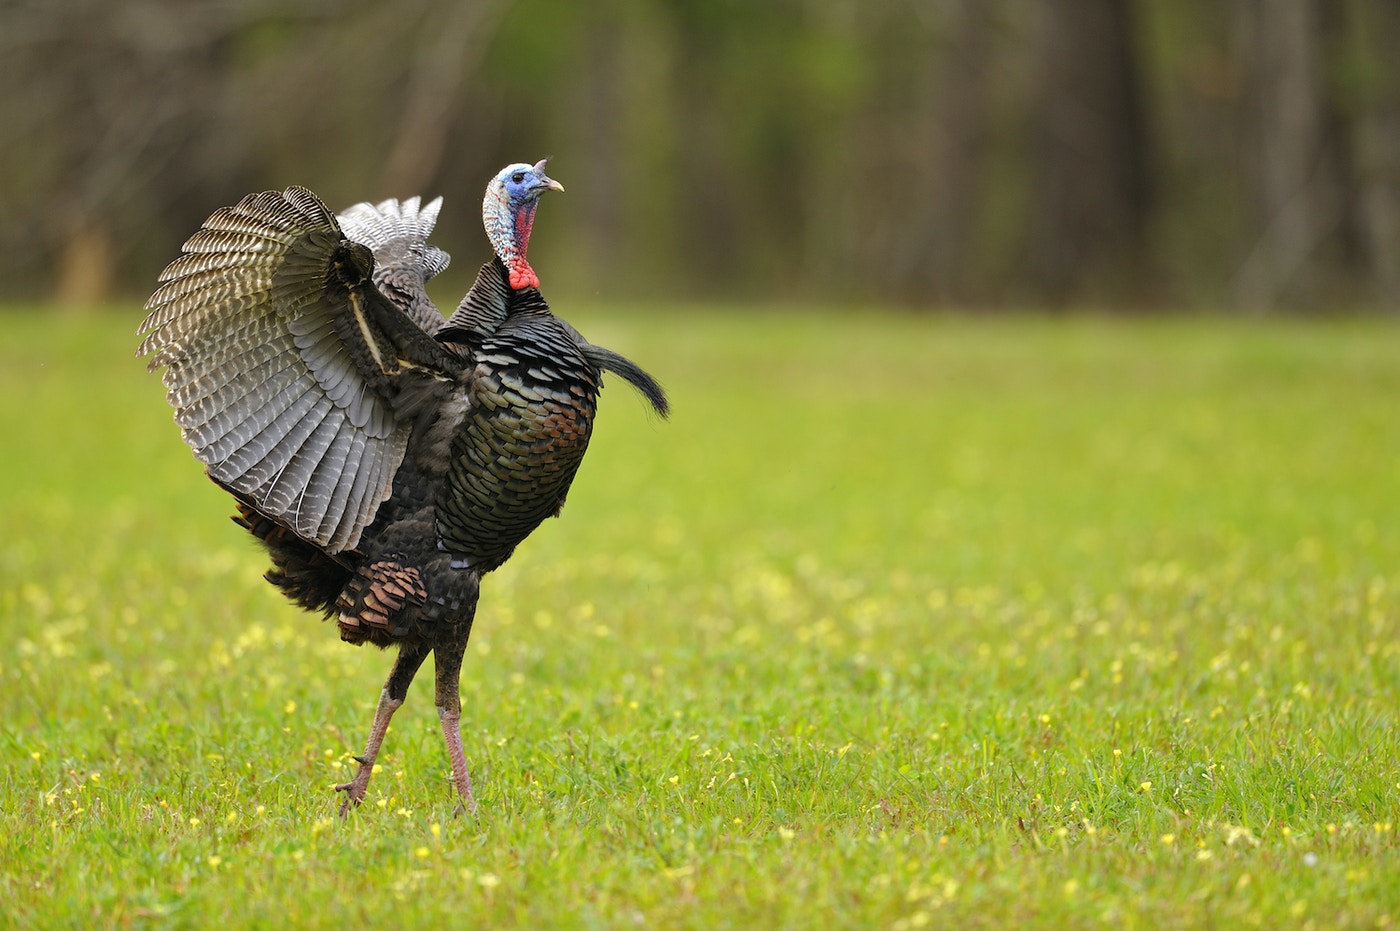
left=482, top=159, right=564, bottom=290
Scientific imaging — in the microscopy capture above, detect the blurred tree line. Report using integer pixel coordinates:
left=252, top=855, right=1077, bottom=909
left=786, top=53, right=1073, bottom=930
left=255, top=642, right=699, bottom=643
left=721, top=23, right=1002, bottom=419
left=3, top=0, right=1399, bottom=310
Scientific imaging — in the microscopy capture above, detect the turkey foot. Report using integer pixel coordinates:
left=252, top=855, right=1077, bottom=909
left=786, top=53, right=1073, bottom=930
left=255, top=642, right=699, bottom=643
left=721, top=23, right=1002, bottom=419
left=438, top=706, right=477, bottom=816
left=336, top=644, right=428, bottom=817
left=335, top=761, right=377, bottom=813
left=434, top=640, right=477, bottom=816
left=335, top=690, right=402, bottom=815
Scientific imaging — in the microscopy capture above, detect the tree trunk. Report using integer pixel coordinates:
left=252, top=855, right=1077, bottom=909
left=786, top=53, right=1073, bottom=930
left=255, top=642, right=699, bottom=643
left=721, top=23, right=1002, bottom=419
left=1351, top=0, right=1400, bottom=309
left=1231, top=0, right=1325, bottom=308
left=1026, top=0, right=1154, bottom=305
left=1228, top=0, right=1380, bottom=309
left=577, top=10, right=624, bottom=292
left=53, top=224, right=114, bottom=307
left=894, top=0, right=995, bottom=303
left=380, top=0, right=507, bottom=197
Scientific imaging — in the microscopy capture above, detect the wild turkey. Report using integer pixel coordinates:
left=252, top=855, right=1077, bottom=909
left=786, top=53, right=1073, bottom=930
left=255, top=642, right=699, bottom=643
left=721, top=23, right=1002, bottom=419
left=137, top=161, right=667, bottom=815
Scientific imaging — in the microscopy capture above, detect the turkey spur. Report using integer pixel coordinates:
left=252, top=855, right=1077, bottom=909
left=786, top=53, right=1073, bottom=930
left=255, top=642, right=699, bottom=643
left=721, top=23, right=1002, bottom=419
left=138, top=161, right=667, bottom=815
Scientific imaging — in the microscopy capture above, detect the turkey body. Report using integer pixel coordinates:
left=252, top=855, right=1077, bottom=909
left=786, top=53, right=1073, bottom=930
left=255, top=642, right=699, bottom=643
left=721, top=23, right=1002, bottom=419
left=138, top=165, right=665, bottom=814
left=245, top=259, right=603, bottom=649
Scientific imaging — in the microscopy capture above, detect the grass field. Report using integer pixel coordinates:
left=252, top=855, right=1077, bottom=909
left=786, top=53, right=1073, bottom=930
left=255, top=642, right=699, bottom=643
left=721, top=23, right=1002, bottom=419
left=1, top=307, right=1398, bottom=928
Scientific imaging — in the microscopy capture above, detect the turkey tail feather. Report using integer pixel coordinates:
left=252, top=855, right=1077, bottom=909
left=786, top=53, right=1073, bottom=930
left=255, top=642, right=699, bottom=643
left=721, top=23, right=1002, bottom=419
left=580, top=344, right=669, bottom=418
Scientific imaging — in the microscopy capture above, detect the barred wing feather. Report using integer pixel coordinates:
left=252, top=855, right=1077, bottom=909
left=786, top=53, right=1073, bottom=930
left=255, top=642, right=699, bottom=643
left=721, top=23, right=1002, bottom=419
left=137, top=186, right=458, bottom=553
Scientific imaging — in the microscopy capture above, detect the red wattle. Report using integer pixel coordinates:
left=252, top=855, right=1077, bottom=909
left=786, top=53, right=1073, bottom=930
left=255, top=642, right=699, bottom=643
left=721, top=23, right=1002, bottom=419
left=508, top=263, right=539, bottom=290
left=507, top=206, right=540, bottom=289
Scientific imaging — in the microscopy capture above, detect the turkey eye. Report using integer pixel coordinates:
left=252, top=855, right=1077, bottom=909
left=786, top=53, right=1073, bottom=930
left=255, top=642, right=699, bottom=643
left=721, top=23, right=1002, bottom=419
left=511, top=172, right=525, bottom=184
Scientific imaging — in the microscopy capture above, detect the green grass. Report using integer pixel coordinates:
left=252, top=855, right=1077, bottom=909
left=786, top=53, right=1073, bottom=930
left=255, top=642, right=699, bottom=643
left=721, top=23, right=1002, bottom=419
left=2, top=307, right=1398, bottom=928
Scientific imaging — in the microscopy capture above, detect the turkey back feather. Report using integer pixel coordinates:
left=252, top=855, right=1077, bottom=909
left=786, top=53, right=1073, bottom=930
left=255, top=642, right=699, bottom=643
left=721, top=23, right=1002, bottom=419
left=337, top=195, right=451, bottom=334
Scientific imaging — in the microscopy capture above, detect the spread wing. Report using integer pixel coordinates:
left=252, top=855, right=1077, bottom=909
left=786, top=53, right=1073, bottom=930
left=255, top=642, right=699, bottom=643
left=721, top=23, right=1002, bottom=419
left=137, top=186, right=461, bottom=553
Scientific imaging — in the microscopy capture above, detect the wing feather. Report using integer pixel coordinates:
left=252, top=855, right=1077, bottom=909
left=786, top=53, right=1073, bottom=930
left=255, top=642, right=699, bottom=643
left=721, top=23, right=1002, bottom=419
left=138, top=186, right=459, bottom=553
left=263, top=396, right=337, bottom=518
left=318, top=424, right=370, bottom=550
left=203, top=370, right=322, bottom=472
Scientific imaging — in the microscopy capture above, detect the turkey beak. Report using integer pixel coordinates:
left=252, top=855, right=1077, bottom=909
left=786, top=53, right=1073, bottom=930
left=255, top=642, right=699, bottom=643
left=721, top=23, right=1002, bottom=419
left=528, top=173, right=563, bottom=195
left=529, top=177, right=564, bottom=196
left=532, top=158, right=564, bottom=194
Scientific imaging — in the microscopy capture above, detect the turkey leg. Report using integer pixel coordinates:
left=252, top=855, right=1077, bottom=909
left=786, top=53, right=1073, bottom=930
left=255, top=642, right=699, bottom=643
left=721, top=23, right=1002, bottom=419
left=433, top=638, right=477, bottom=816
left=336, top=641, right=430, bottom=816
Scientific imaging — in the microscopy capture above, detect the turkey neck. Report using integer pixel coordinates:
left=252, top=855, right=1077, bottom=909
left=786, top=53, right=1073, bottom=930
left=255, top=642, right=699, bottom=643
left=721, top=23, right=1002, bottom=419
left=483, top=185, right=541, bottom=291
